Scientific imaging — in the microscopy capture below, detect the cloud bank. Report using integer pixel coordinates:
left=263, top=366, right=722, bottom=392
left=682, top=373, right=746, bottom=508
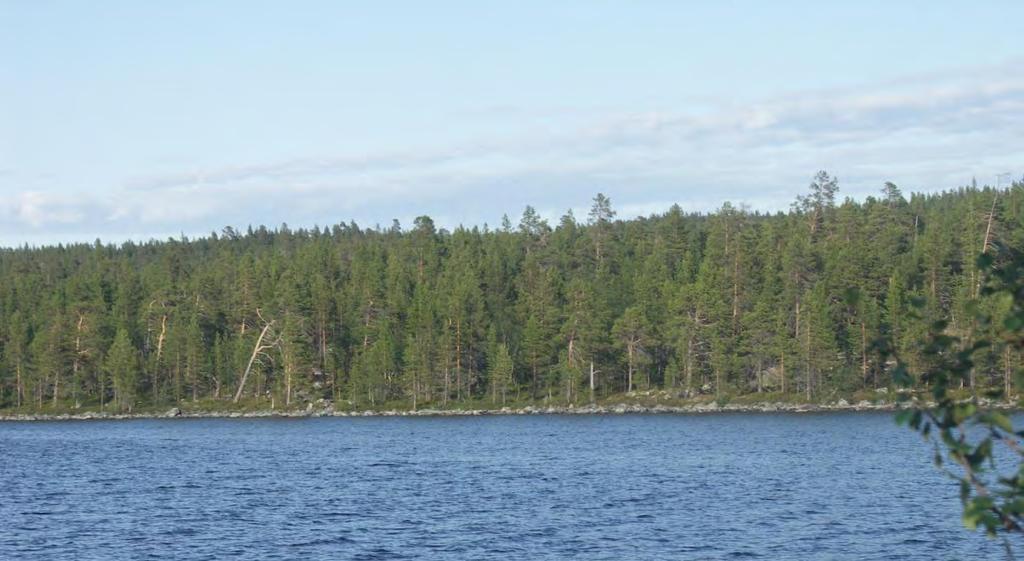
left=2, top=60, right=1022, bottom=247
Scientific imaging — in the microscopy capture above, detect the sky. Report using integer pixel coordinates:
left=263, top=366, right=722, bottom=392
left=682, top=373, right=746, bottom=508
left=1, top=1, right=1022, bottom=247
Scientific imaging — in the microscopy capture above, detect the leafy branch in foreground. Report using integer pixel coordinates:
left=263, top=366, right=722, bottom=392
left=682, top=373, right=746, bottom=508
left=895, top=243, right=1024, bottom=537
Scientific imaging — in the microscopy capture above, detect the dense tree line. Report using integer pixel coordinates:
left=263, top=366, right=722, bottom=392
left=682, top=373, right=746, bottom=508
left=1, top=172, right=1022, bottom=411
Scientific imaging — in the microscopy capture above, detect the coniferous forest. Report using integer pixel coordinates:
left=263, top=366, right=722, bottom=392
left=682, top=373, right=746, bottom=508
left=2, top=172, right=1023, bottom=413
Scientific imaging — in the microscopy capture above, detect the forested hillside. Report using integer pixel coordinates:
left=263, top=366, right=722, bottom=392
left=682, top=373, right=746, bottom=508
left=2, top=172, right=1022, bottom=412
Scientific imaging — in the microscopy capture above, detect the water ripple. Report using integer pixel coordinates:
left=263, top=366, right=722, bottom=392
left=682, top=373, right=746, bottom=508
left=0, top=413, right=1016, bottom=560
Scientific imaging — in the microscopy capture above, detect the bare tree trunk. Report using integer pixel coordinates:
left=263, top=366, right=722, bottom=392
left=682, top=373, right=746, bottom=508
left=732, top=249, right=740, bottom=324
left=567, top=337, right=576, bottom=403
left=319, top=317, right=327, bottom=370
left=156, top=314, right=167, bottom=364
left=233, top=320, right=274, bottom=403
left=443, top=366, right=449, bottom=408
left=589, top=361, right=596, bottom=403
left=780, top=351, right=786, bottom=395
left=152, top=314, right=167, bottom=399
left=531, top=361, right=538, bottom=400
left=982, top=193, right=998, bottom=255
left=52, top=364, right=60, bottom=408
left=1005, top=346, right=1013, bottom=399
left=174, top=351, right=181, bottom=402
left=861, top=320, right=868, bottom=387
left=456, top=319, right=462, bottom=402
left=627, top=343, right=634, bottom=393
left=412, top=371, right=418, bottom=411
left=16, top=361, right=23, bottom=408
left=805, top=312, right=812, bottom=400
left=72, top=314, right=85, bottom=407
left=685, top=336, right=693, bottom=395
left=977, top=193, right=999, bottom=298
left=285, top=357, right=292, bottom=407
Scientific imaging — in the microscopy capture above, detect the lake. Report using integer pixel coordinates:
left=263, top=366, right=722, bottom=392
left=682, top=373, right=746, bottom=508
left=0, top=412, right=1012, bottom=560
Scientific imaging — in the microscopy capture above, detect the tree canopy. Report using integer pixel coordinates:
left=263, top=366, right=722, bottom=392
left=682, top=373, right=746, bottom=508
left=1, top=175, right=1022, bottom=412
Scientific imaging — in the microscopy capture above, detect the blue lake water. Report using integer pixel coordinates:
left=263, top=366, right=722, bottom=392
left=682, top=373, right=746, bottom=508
left=0, top=412, right=1015, bottom=560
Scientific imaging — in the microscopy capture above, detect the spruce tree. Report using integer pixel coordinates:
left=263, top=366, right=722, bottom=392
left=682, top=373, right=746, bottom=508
left=106, top=328, right=138, bottom=412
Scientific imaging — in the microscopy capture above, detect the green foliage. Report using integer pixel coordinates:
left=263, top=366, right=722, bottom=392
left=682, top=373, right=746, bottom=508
left=0, top=174, right=1021, bottom=414
left=106, top=328, right=138, bottom=412
left=613, top=306, right=650, bottom=393
left=488, top=343, right=514, bottom=405
left=895, top=242, right=1024, bottom=538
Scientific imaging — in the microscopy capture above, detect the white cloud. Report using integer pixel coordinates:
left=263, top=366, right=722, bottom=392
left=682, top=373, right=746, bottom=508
left=3, top=59, right=1023, bottom=245
left=9, top=191, right=86, bottom=227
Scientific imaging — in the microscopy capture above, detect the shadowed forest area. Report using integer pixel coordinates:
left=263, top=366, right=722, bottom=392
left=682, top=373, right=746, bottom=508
left=2, top=172, right=1022, bottom=413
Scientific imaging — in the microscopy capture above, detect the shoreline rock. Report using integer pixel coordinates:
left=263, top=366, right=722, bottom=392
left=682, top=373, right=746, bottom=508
left=2, top=399, right=1014, bottom=422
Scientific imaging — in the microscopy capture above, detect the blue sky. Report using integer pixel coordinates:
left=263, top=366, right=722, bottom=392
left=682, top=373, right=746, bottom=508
left=1, top=1, right=1022, bottom=246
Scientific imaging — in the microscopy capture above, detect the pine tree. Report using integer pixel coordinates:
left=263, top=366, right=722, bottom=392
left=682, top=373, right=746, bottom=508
left=0, top=183, right=1022, bottom=413
left=106, top=328, right=139, bottom=412
left=488, top=342, right=514, bottom=405
left=612, top=306, right=650, bottom=393
left=4, top=311, right=29, bottom=408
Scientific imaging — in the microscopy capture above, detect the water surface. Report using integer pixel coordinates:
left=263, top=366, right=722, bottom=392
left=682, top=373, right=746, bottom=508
left=0, top=413, right=1011, bottom=560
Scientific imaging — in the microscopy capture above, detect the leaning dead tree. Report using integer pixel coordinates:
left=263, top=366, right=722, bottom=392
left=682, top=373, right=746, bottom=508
left=232, top=309, right=281, bottom=403
left=975, top=191, right=1000, bottom=298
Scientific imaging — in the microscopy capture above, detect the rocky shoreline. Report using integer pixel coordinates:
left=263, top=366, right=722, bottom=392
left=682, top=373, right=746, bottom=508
left=0, top=398, right=966, bottom=422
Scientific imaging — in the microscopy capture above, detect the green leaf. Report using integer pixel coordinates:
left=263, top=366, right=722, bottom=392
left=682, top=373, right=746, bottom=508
left=895, top=409, right=915, bottom=426
left=892, top=364, right=913, bottom=388
left=985, top=412, right=1014, bottom=433
left=1004, top=316, right=1024, bottom=331
left=952, top=403, right=976, bottom=424
left=963, top=511, right=978, bottom=531
left=977, top=252, right=995, bottom=271
left=842, top=287, right=861, bottom=306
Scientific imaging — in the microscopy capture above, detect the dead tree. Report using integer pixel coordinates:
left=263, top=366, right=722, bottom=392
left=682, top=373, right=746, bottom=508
left=146, top=299, right=169, bottom=399
left=233, top=309, right=280, bottom=403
